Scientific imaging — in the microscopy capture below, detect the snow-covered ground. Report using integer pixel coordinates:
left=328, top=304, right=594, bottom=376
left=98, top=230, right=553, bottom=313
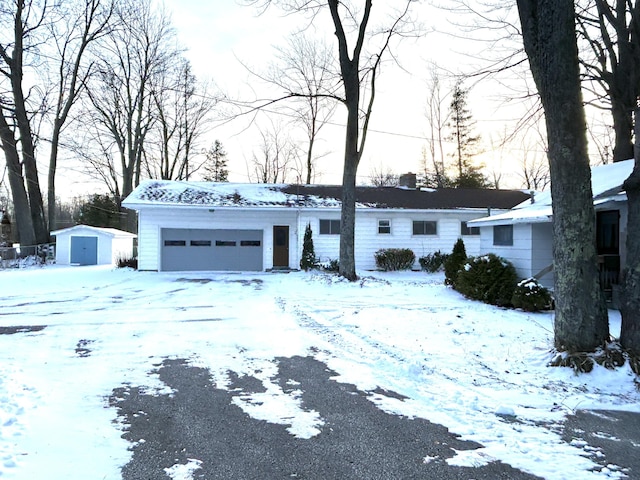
left=0, top=265, right=638, bottom=480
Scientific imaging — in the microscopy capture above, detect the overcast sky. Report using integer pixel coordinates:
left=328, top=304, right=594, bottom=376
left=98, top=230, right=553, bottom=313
left=155, top=1, right=538, bottom=187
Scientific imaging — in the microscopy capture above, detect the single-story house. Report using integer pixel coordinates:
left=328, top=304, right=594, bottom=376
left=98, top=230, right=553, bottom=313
left=468, top=160, right=634, bottom=292
left=51, top=225, right=137, bottom=266
left=122, top=175, right=530, bottom=272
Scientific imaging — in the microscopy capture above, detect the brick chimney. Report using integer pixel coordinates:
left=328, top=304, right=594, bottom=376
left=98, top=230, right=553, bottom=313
left=398, top=172, right=417, bottom=189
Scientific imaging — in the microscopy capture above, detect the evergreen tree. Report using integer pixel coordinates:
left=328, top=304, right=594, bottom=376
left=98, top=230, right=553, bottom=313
left=300, top=223, right=317, bottom=271
left=202, top=140, right=229, bottom=182
left=446, top=81, right=489, bottom=188
left=444, top=238, right=467, bottom=287
left=75, top=194, right=121, bottom=229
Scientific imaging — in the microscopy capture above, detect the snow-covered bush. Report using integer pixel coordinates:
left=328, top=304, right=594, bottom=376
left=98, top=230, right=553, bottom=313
left=444, top=238, right=467, bottom=286
left=319, top=259, right=339, bottom=272
left=511, top=277, right=553, bottom=312
left=374, top=248, right=416, bottom=271
left=455, top=253, right=517, bottom=307
left=418, top=250, right=449, bottom=273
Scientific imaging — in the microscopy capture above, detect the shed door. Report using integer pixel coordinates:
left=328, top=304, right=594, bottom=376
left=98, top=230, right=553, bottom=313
left=272, top=225, right=289, bottom=268
left=70, top=236, right=98, bottom=265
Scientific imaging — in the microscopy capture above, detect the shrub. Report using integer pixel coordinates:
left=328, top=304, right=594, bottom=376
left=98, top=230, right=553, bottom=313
left=116, top=255, right=138, bottom=269
left=444, top=238, right=467, bottom=286
left=418, top=250, right=449, bottom=273
left=455, top=253, right=517, bottom=307
left=374, top=248, right=416, bottom=271
left=511, top=277, right=553, bottom=312
left=300, top=223, right=317, bottom=271
left=320, top=259, right=339, bottom=272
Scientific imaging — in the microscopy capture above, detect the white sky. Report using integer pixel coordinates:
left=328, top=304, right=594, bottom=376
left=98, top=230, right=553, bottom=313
left=157, top=0, right=539, bottom=188
left=1, top=266, right=638, bottom=479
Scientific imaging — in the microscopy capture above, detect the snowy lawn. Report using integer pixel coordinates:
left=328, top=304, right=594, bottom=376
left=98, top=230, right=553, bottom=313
left=0, top=265, right=638, bottom=480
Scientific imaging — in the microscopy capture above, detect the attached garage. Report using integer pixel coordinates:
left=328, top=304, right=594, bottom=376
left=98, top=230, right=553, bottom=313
left=161, top=228, right=263, bottom=271
left=51, top=225, right=137, bottom=266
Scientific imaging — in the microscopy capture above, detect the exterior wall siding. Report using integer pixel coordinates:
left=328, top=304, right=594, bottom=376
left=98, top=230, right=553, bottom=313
left=137, top=206, right=507, bottom=272
left=300, top=209, right=492, bottom=271
left=478, top=224, right=534, bottom=281
left=530, top=223, right=554, bottom=288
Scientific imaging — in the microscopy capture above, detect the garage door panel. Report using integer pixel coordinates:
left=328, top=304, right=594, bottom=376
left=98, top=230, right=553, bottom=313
left=161, top=228, right=263, bottom=272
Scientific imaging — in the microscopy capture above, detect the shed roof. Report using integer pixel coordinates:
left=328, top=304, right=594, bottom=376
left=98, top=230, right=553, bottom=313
left=122, top=180, right=530, bottom=211
left=50, top=225, right=137, bottom=238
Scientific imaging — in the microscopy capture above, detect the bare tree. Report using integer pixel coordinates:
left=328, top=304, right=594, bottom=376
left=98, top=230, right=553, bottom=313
left=517, top=0, right=609, bottom=352
left=576, top=0, right=640, bottom=162
left=270, top=34, right=337, bottom=184
left=246, top=0, right=418, bottom=280
left=369, top=163, right=398, bottom=187
left=248, top=121, right=298, bottom=183
left=518, top=143, right=550, bottom=190
left=0, top=0, right=49, bottom=245
left=46, top=0, right=115, bottom=231
left=422, top=64, right=450, bottom=188
left=83, top=0, right=175, bottom=203
left=144, top=59, right=216, bottom=181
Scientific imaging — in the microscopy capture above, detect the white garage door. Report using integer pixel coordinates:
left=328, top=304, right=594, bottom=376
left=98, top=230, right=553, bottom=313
left=161, top=228, right=263, bottom=271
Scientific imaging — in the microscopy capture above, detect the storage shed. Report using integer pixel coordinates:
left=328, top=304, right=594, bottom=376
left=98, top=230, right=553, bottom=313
left=51, top=225, right=136, bottom=266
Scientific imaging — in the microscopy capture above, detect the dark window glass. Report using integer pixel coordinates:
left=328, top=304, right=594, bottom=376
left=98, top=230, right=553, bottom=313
left=493, top=225, right=513, bottom=246
left=190, top=240, right=212, bottom=247
left=412, top=221, right=437, bottom=235
left=319, top=219, right=340, bottom=235
left=241, top=240, right=261, bottom=247
left=596, top=210, right=619, bottom=255
left=164, top=240, right=186, bottom=246
left=215, top=240, right=237, bottom=246
left=378, top=219, right=391, bottom=234
left=461, top=221, right=480, bottom=236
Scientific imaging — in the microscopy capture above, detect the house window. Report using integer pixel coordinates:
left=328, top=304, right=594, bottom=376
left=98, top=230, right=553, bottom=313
left=378, top=219, right=391, bottom=234
left=461, top=221, right=480, bottom=236
left=413, top=220, right=437, bottom=235
left=493, top=225, right=513, bottom=246
left=164, top=240, right=186, bottom=246
left=319, top=219, right=340, bottom=235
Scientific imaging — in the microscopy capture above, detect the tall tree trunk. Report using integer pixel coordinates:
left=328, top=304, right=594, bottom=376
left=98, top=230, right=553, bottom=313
left=517, top=0, right=609, bottom=352
left=0, top=111, right=36, bottom=246
left=48, top=120, right=62, bottom=231
left=611, top=99, right=634, bottom=162
left=620, top=107, right=640, bottom=354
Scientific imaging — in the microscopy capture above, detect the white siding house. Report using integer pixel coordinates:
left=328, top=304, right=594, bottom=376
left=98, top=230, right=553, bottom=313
left=123, top=179, right=530, bottom=273
left=469, top=160, right=634, bottom=291
left=51, top=225, right=136, bottom=266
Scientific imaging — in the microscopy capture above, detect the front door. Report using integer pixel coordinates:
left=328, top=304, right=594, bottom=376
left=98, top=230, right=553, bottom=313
left=272, top=225, right=289, bottom=269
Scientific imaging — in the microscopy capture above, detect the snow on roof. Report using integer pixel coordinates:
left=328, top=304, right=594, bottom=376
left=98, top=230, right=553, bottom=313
left=50, top=225, right=137, bottom=238
left=469, top=159, right=634, bottom=226
left=122, top=180, right=531, bottom=211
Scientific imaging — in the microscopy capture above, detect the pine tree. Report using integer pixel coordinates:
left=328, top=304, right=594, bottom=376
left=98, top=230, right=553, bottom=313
left=202, top=140, right=229, bottom=182
left=446, top=81, right=488, bottom=188
left=300, top=223, right=317, bottom=271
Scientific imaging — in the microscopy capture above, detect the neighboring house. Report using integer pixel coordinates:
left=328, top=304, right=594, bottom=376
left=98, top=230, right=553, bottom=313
left=469, top=160, right=634, bottom=294
left=51, top=225, right=136, bottom=266
left=122, top=174, right=529, bottom=273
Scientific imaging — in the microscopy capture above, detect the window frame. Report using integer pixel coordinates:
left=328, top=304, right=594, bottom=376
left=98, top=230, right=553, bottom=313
left=319, top=219, right=341, bottom=235
left=378, top=219, right=391, bottom=235
left=493, top=225, right=514, bottom=246
left=412, top=220, right=438, bottom=236
left=461, top=221, right=480, bottom=236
